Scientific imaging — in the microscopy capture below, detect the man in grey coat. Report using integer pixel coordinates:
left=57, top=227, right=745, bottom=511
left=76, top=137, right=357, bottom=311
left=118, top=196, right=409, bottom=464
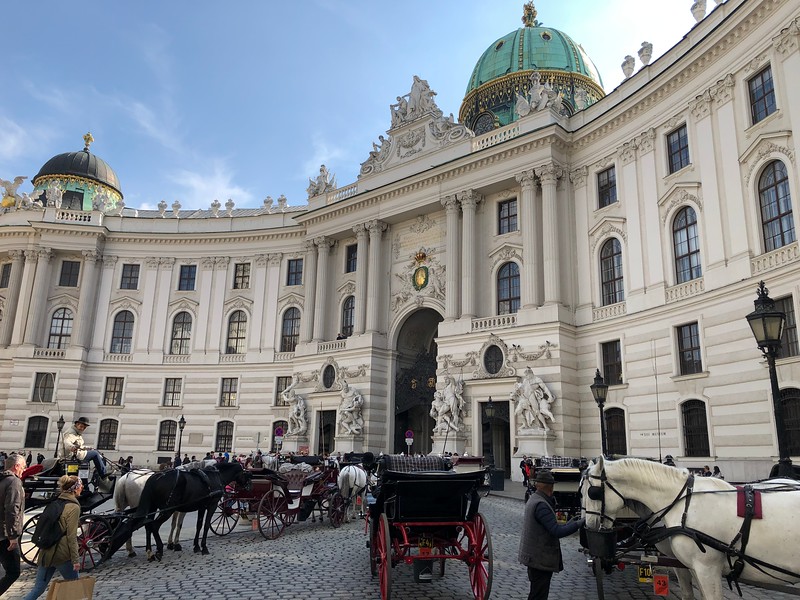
left=518, top=471, right=584, bottom=600
left=0, top=453, right=25, bottom=595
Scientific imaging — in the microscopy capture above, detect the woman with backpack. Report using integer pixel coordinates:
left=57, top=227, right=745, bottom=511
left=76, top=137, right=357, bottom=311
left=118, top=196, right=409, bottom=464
left=24, top=475, right=82, bottom=599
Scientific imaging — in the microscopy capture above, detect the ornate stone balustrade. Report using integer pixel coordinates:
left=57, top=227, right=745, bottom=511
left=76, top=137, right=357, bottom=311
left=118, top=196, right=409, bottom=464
left=326, top=183, right=359, bottom=205
left=33, top=348, right=65, bottom=359
left=666, top=278, right=705, bottom=303
left=472, top=123, right=520, bottom=151
left=592, top=302, right=627, bottom=322
left=163, top=355, right=190, bottom=364
left=275, top=351, right=295, bottom=362
left=751, top=242, right=799, bottom=275
left=220, top=354, right=245, bottom=363
left=471, top=314, right=517, bottom=332
left=104, top=352, right=133, bottom=362
left=55, top=210, right=97, bottom=224
left=318, top=340, right=346, bottom=353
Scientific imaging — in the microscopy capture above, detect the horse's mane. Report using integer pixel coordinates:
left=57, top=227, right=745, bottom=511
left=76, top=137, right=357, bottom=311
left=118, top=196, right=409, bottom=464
left=605, top=457, right=731, bottom=491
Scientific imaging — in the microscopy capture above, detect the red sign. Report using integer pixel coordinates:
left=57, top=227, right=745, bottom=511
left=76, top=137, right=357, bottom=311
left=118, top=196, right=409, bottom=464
left=275, top=427, right=284, bottom=436
left=405, top=430, right=414, bottom=438
left=653, top=574, right=669, bottom=596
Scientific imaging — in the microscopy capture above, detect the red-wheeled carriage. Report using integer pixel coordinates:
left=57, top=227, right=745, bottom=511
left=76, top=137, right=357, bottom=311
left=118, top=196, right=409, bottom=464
left=367, top=455, right=493, bottom=600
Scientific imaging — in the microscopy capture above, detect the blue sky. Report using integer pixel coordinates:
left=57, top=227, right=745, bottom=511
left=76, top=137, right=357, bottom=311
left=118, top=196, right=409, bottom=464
left=2, top=1, right=700, bottom=210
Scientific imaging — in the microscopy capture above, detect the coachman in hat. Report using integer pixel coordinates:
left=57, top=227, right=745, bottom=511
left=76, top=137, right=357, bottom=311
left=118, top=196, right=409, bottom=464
left=58, top=417, right=114, bottom=492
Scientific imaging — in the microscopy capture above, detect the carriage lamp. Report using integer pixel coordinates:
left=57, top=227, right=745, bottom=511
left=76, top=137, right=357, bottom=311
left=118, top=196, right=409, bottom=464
left=746, top=281, right=794, bottom=479
left=55, top=414, right=66, bottom=458
left=177, top=415, right=186, bottom=458
left=590, top=369, right=609, bottom=457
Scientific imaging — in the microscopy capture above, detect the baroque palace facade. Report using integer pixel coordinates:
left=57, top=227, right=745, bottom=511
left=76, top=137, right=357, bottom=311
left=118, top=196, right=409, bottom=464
left=1, top=0, right=799, bottom=480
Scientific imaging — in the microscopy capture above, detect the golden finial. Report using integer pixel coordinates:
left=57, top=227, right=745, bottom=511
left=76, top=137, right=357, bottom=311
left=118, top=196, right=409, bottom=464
left=522, top=2, right=537, bottom=27
left=83, top=132, right=94, bottom=151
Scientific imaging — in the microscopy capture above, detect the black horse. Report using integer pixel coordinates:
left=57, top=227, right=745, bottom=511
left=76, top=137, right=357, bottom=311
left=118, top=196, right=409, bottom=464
left=105, top=461, right=251, bottom=561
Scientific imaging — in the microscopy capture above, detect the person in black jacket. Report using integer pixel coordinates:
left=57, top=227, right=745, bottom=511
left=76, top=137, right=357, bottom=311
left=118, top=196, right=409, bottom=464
left=518, top=471, right=584, bottom=600
left=0, top=454, right=26, bottom=595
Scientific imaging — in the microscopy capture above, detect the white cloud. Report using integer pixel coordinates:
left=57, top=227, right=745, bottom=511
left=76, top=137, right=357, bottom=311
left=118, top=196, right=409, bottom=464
left=169, top=161, right=253, bottom=210
left=301, top=133, right=349, bottom=182
left=0, top=116, right=55, bottom=164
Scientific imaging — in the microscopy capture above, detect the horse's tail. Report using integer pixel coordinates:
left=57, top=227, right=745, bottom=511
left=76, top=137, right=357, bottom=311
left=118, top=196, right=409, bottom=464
left=113, top=473, right=128, bottom=512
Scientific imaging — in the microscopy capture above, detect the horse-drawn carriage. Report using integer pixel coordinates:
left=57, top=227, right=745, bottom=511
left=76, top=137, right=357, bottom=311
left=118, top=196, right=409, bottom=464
left=524, top=456, right=585, bottom=523
left=367, top=454, right=492, bottom=600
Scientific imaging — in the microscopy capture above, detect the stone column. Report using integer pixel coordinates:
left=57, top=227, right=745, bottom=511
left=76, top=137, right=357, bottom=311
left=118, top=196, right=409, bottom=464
left=23, top=248, right=53, bottom=346
left=209, top=257, right=229, bottom=353
left=459, top=189, right=482, bottom=319
left=516, top=170, right=540, bottom=308
left=353, top=224, right=369, bottom=335
left=0, top=251, right=25, bottom=347
left=312, top=237, right=334, bottom=342
left=70, top=250, right=101, bottom=349
left=535, top=164, right=563, bottom=305
left=441, top=195, right=461, bottom=320
left=262, top=253, right=282, bottom=351
left=365, top=220, right=387, bottom=333
left=299, top=241, right=318, bottom=344
left=193, top=258, right=214, bottom=352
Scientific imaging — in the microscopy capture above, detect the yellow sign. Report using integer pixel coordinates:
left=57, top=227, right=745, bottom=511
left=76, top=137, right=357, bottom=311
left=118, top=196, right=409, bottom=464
left=638, top=565, right=653, bottom=583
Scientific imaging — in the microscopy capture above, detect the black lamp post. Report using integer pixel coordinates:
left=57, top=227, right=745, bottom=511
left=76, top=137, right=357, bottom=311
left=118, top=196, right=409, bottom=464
left=177, top=415, right=186, bottom=458
left=746, top=281, right=794, bottom=478
left=590, top=369, right=609, bottom=457
left=55, top=415, right=65, bottom=458
left=485, top=396, right=495, bottom=468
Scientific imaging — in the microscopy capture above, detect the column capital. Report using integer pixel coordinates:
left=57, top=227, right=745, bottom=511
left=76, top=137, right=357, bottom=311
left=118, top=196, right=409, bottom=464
left=457, top=189, right=483, bottom=210
left=305, top=240, right=317, bottom=253
left=145, top=257, right=161, bottom=269
left=268, top=252, right=283, bottom=266
left=636, top=128, right=656, bottom=154
left=711, top=73, right=735, bottom=107
left=353, top=223, right=368, bottom=237
left=314, top=236, right=336, bottom=251
left=569, top=166, right=588, bottom=189
left=160, top=257, right=175, bottom=268
left=515, top=169, right=537, bottom=190
left=617, top=140, right=638, bottom=166
left=215, top=256, right=230, bottom=269
left=255, top=254, right=269, bottom=267
left=201, top=257, right=216, bottom=269
left=8, top=249, right=24, bottom=261
left=366, top=220, right=387, bottom=237
left=103, top=255, right=118, bottom=269
left=82, top=249, right=101, bottom=264
left=775, top=17, right=800, bottom=55
left=689, top=89, right=713, bottom=120
left=534, top=164, right=563, bottom=184
left=440, top=194, right=460, bottom=212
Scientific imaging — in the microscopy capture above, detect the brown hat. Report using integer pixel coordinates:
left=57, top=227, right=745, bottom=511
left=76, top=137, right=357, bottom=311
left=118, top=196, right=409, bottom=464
left=74, top=417, right=90, bottom=427
left=533, top=471, right=555, bottom=485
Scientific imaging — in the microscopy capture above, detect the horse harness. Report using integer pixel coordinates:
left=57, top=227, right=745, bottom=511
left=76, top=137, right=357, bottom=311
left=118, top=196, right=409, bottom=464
left=584, top=467, right=800, bottom=596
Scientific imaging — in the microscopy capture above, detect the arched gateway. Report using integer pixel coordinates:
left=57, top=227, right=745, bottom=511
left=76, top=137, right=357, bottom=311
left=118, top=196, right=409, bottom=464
left=393, top=308, right=443, bottom=454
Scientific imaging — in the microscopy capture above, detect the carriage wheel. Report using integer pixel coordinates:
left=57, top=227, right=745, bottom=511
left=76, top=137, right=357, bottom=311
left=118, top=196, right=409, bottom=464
left=77, top=514, right=112, bottom=571
left=328, top=491, right=346, bottom=528
left=467, top=513, right=493, bottom=600
left=376, top=513, right=392, bottom=600
left=210, top=494, right=240, bottom=536
left=257, top=488, right=288, bottom=540
left=20, top=513, right=41, bottom=566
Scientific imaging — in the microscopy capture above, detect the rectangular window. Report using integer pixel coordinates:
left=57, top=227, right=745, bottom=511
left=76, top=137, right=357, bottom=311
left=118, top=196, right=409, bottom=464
left=345, top=245, right=357, bottom=273
left=220, top=377, right=238, bottom=407
left=120, top=264, right=140, bottom=290
left=59, top=260, right=81, bottom=287
left=32, top=373, right=56, bottom=403
left=97, top=420, right=118, bottom=451
left=163, top=378, right=183, bottom=407
left=233, top=262, right=250, bottom=289
left=287, top=259, right=303, bottom=286
left=498, top=199, right=518, bottom=235
left=667, top=125, right=690, bottom=174
left=103, top=377, right=125, bottom=406
left=749, top=65, right=776, bottom=125
left=0, top=263, right=11, bottom=288
left=777, top=296, right=799, bottom=359
left=178, top=265, right=197, bottom=291
left=597, top=167, right=617, bottom=208
left=677, top=322, right=703, bottom=375
left=275, top=376, right=293, bottom=406
left=61, top=190, right=83, bottom=210
left=601, top=340, right=623, bottom=385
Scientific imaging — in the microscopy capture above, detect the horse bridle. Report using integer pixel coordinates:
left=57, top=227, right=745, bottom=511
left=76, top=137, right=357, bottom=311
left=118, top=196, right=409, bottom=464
left=582, top=467, right=627, bottom=529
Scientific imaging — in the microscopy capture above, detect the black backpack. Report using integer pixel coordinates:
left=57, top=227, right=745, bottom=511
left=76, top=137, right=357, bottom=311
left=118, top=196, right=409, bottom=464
left=31, top=499, right=67, bottom=549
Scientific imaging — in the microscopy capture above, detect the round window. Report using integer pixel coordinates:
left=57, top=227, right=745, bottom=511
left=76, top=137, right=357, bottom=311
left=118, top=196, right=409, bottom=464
left=495, top=40, right=505, bottom=51
left=322, top=365, right=336, bottom=389
left=483, top=345, right=504, bottom=375
left=540, top=31, right=552, bottom=41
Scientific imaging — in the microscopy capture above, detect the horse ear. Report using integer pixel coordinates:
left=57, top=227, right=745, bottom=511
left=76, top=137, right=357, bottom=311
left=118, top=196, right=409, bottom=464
left=596, top=455, right=605, bottom=468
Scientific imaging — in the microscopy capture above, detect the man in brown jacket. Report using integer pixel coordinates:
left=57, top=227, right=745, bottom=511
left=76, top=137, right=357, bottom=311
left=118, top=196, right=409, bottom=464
left=0, top=453, right=25, bottom=595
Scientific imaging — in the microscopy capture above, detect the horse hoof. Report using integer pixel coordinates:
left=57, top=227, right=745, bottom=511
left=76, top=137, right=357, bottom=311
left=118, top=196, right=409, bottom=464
left=173, top=544, right=182, bottom=552
left=128, top=551, right=137, bottom=558
left=201, top=548, right=210, bottom=556
left=155, top=552, right=163, bottom=562
left=147, top=555, right=156, bottom=562
left=167, top=543, right=174, bottom=550
left=194, top=546, right=201, bottom=553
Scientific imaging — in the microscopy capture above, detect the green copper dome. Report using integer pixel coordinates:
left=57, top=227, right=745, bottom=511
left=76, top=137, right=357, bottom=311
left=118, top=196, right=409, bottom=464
left=460, top=4, right=605, bottom=132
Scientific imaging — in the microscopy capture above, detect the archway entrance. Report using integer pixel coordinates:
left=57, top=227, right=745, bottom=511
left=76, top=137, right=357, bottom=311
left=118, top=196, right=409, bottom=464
left=394, top=308, right=443, bottom=454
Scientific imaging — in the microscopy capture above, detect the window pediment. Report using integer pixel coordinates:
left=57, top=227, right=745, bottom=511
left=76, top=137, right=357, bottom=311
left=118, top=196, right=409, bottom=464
left=589, top=217, right=627, bottom=254
left=223, top=295, right=252, bottom=313
left=278, top=292, right=304, bottom=312
left=488, top=243, right=523, bottom=270
left=168, top=297, right=199, bottom=318
left=46, top=293, right=78, bottom=313
left=658, top=182, right=702, bottom=225
left=739, top=131, right=795, bottom=185
left=109, top=295, right=142, bottom=313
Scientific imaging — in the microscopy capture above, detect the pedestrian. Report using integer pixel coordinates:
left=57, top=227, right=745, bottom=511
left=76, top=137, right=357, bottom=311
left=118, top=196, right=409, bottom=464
left=712, top=465, right=724, bottom=479
left=182, top=454, right=190, bottom=465
left=0, top=453, right=26, bottom=596
left=518, top=471, right=584, bottom=600
left=23, top=475, right=82, bottom=600
left=519, top=455, right=529, bottom=487
left=25, top=452, right=32, bottom=468
left=36, top=453, right=45, bottom=466
left=702, top=465, right=712, bottom=477
left=172, top=454, right=181, bottom=469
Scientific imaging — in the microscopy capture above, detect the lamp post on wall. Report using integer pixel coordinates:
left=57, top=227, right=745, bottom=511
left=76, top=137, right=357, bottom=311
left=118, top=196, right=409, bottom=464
left=745, top=281, right=794, bottom=478
left=177, top=415, right=186, bottom=459
left=590, top=369, right=609, bottom=457
left=55, top=414, right=65, bottom=459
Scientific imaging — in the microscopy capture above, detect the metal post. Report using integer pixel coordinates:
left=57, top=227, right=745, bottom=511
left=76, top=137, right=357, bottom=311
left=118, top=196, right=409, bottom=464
left=767, top=351, right=794, bottom=478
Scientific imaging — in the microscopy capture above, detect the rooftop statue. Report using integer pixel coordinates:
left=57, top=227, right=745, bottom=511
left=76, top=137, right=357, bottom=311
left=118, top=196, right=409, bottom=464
left=307, top=164, right=336, bottom=198
left=515, top=71, right=563, bottom=118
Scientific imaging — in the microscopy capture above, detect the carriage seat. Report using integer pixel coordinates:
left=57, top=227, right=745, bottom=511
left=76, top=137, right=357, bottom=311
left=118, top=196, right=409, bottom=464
left=381, top=454, right=452, bottom=473
left=282, top=469, right=310, bottom=496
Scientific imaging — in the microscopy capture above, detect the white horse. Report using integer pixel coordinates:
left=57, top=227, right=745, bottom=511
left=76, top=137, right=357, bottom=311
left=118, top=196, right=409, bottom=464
left=113, top=469, right=186, bottom=558
left=582, top=456, right=800, bottom=600
left=337, top=464, right=368, bottom=522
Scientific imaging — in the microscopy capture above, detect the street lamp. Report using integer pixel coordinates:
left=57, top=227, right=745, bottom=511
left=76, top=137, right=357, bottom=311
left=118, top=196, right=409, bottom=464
left=746, top=281, right=794, bottom=478
left=590, top=369, right=609, bottom=457
left=55, top=415, right=65, bottom=458
left=177, top=415, right=186, bottom=458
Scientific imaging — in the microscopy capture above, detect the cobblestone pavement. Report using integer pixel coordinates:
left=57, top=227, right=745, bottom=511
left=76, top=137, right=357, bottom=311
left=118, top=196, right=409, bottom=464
left=6, top=493, right=799, bottom=599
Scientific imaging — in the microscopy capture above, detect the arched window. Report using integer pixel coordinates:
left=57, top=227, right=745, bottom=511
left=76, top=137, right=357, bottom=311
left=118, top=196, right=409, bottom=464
left=157, top=420, right=177, bottom=452
left=341, top=296, right=355, bottom=338
left=605, top=408, right=627, bottom=456
left=97, top=419, right=118, bottom=450
left=682, top=400, right=710, bottom=457
left=600, top=238, right=624, bottom=306
left=280, top=308, right=301, bottom=353
left=216, top=421, right=234, bottom=453
left=110, top=310, right=135, bottom=354
left=226, top=310, right=247, bottom=354
left=497, top=262, right=520, bottom=315
left=759, top=160, right=794, bottom=252
left=24, top=416, right=48, bottom=448
left=781, top=387, right=800, bottom=456
left=170, top=311, right=192, bottom=355
left=48, top=308, right=73, bottom=349
left=673, top=207, right=702, bottom=283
